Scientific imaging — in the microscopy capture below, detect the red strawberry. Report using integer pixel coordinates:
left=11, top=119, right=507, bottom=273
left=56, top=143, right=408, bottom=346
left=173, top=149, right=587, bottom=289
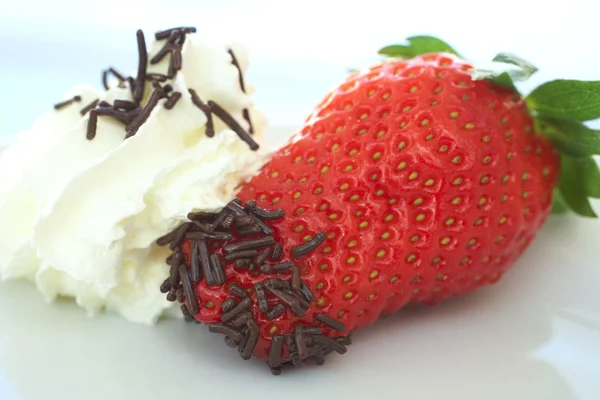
left=158, top=37, right=600, bottom=374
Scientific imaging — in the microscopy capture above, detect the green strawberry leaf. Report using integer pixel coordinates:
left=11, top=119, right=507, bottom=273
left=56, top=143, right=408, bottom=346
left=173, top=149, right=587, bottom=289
left=492, top=53, right=538, bottom=78
left=527, top=80, right=600, bottom=121
left=551, top=189, right=569, bottom=214
left=378, top=36, right=461, bottom=59
left=558, top=155, right=600, bottom=217
left=471, top=53, right=537, bottom=92
left=489, top=72, right=518, bottom=91
left=535, top=117, right=600, bottom=158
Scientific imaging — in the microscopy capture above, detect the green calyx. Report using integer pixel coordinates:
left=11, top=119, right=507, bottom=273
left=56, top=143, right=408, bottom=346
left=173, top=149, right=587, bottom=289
left=379, top=36, right=600, bottom=218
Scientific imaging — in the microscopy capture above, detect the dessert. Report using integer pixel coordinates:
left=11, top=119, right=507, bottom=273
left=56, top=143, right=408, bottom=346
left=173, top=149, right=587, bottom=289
left=157, top=37, right=600, bottom=373
left=0, top=27, right=268, bottom=323
left=1, top=30, right=598, bottom=375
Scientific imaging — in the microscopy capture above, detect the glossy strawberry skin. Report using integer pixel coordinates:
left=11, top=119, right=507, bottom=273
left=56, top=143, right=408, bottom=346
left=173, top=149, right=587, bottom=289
left=185, top=53, right=559, bottom=361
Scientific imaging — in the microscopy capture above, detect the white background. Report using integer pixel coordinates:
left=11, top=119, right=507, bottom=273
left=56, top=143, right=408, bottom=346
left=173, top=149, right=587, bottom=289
left=1, top=0, right=600, bottom=138
left=0, top=1, right=599, bottom=399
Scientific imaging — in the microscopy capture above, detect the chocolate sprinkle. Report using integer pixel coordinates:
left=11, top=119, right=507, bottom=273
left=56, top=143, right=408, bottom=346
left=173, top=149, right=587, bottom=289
left=155, top=26, right=196, bottom=40
left=265, top=283, right=307, bottom=317
left=170, top=222, right=193, bottom=250
left=166, top=288, right=177, bottom=302
left=294, top=325, right=308, bottom=362
left=271, top=243, right=283, bottom=260
left=268, top=335, right=284, bottom=368
left=102, top=70, right=110, bottom=90
left=234, top=215, right=254, bottom=228
left=314, top=348, right=325, bottom=365
left=228, top=48, right=254, bottom=135
left=181, top=304, right=197, bottom=323
left=237, top=225, right=262, bottom=236
left=197, top=239, right=213, bottom=284
left=224, top=236, right=274, bottom=253
left=208, top=101, right=259, bottom=151
left=232, top=311, right=253, bottom=329
left=165, top=92, right=181, bottom=110
left=221, top=297, right=236, bottom=313
left=250, top=215, right=274, bottom=235
left=209, top=254, right=226, bottom=286
left=235, top=259, right=250, bottom=269
left=146, top=73, right=168, bottom=82
left=237, top=327, right=249, bottom=355
left=251, top=206, right=285, bottom=220
left=226, top=199, right=247, bottom=216
left=255, top=247, right=272, bottom=266
left=272, top=262, right=293, bottom=273
left=302, top=326, right=323, bottom=335
left=221, top=297, right=252, bottom=324
left=133, top=29, right=148, bottom=104
left=244, top=200, right=256, bottom=211
left=172, top=49, right=182, bottom=71
left=208, top=324, right=244, bottom=343
left=265, top=304, right=286, bottom=320
left=222, top=214, right=236, bottom=229
left=86, top=110, right=98, bottom=140
left=225, top=249, right=259, bottom=261
left=292, top=232, right=327, bottom=258
left=192, top=221, right=215, bottom=233
left=159, top=279, right=171, bottom=293
left=269, top=366, right=282, bottom=375
left=186, top=231, right=233, bottom=241
left=284, top=334, right=297, bottom=360
left=96, top=107, right=139, bottom=125
left=255, top=283, right=269, bottom=312
left=150, top=42, right=175, bottom=65
left=109, top=67, right=126, bottom=82
left=187, top=211, right=214, bottom=221
left=265, top=278, right=286, bottom=289
left=80, top=99, right=99, bottom=116
left=298, top=280, right=317, bottom=302
left=229, top=283, right=248, bottom=298
left=240, top=320, right=259, bottom=360
left=156, top=228, right=178, bottom=246
left=179, top=264, right=198, bottom=315
left=175, top=288, right=184, bottom=303
left=126, top=87, right=163, bottom=138
left=114, top=100, right=138, bottom=111
left=168, top=264, right=180, bottom=291
left=212, top=208, right=230, bottom=228
left=312, top=335, right=347, bottom=354
left=259, top=264, right=272, bottom=274
left=316, top=313, right=346, bottom=332
left=190, top=240, right=202, bottom=282
left=169, top=250, right=182, bottom=287
left=188, top=89, right=215, bottom=138
left=291, top=266, right=301, bottom=291
left=54, top=95, right=81, bottom=110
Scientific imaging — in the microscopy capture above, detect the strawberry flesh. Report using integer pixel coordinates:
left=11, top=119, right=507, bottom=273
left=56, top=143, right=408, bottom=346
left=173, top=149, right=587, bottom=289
left=158, top=53, right=559, bottom=374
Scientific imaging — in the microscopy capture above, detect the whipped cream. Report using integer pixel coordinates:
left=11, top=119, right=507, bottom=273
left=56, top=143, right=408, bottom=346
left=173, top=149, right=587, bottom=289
left=0, top=32, right=268, bottom=324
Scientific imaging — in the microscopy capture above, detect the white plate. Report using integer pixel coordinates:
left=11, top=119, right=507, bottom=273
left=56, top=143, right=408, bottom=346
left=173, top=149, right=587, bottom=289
left=1, top=126, right=599, bottom=400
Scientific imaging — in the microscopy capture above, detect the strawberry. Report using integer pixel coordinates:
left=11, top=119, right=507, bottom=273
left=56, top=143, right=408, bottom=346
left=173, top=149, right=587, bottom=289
left=158, top=37, right=600, bottom=374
